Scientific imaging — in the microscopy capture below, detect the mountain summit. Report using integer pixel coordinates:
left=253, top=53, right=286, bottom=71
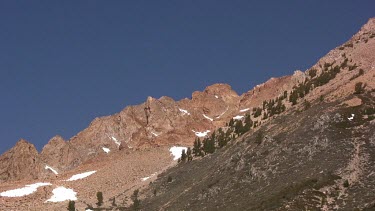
left=0, top=18, right=374, bottom=210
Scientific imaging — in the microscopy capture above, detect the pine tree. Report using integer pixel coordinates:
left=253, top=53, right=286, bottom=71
left=67, top=200, right=75, bottom=211
left=187, top=147, right=193, bottom=161
left=96, top=192, right=103, bottom=207
left=180, top=149, right=187, bottom=162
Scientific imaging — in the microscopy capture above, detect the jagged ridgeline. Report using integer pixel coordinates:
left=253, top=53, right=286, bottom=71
left=0, top=18, right=374, bottom=211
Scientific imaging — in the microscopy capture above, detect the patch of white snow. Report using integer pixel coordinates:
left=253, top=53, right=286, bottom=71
left=45, top=165, right=58, bottom=175
left=0, top=183, right=51, bottom=197
left=240, top=108, right=250, bottom=112
left=203, top=114, right=213, bottom=121
left=215, top=95, right=219, bottom=98
left=179, top=108, right=191, bottom=115
left=233, top=115, right=244, bottom=120
left=169, top=146, right=188, bottom=160
left=111, top=136, right=121, bottom=146
left=141, top=172, right=157, bottom=181
left=102, top=147, right=110, bottom=153
left=45, top=186, right=77, bottom=202
left=192, top=130, right=211, bottom=137
left=66, top=171, right=96, bottom=181
left=348, top=114, right=355, bottom=121
left=151, top=132, right=159, bottom=137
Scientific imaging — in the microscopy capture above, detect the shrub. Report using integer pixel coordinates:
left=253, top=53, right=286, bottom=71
left=354, top=82, right=366, bottom=94
left=96, top=192, right=103, bottom=207
left=308, top=69, right=317, bottom=78
left=67, top=201, right=75, bottom=211
left=167, top=176, right=173, bottom=183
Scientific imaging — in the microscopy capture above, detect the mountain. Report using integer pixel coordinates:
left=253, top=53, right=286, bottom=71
left=0, top=18, right=374, bottom=210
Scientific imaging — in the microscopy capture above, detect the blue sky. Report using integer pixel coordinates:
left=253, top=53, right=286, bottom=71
left=0, top=1, right=374, bottom=153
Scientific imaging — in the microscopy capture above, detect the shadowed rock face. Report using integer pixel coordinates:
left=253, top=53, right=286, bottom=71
left=1, top=18, right=375, bottom=186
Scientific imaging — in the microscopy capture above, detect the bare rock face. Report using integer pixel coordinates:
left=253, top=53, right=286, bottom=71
left=39, top=135, right=80, bottom=177
left=0, top=139, right=39, bottom=182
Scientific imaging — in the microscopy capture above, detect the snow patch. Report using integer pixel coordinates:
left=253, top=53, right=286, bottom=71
left=45, top=187, right=77, bottom=202
left=0, top=183, right=51, bottom=197
left=66, top=171, right=96, bottom=181
left=45, top=165, right=58, bottom=175
left=233, top=115, right=244, bottom=120
left=151, top=132, right=159, bottom=137
left=240, top=108, right=250, bottom=112
left=111, top=136, right=121, bottom=146
left=169, top=146, right=188, bottom=160
left=348, top=114, right=355, bottom=121
left=141, top=172, right=157, bottom=181
left=215, top=95, right=219, bottom=98
left=102, top=147, right=110, bottom=153
left=192, top=130, right=211, bottom=137
left=179, top=108, right=191, bottom=115
left=203, top=114, right=213, bottom=121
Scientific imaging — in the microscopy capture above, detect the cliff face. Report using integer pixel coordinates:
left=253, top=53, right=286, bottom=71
left=1, top=18, right=374, bottom=185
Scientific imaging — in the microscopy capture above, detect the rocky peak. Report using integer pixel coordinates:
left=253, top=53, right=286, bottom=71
left=0, top=139, right=39, bottom=182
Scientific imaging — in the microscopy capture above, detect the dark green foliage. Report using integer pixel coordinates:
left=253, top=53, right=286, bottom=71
left=289, top=91, right=298, bottom=105
left=354, top=82, right=366, bottom=94
left=228, top=118, right=235, bottom=127
left=186, top=147, right=193, bottom=161
left=180, top=149, right=187, bottom=162
left=308, top=69, right=317, bottom=78
left=203, top=136, right=215, bottom=154
left=132, top=189, right=141, bottom=210
left=193, top=138, right=203, bottom=157
left=96, top=192, right=103, bottom=207
left=283, top=90, right=288, bottom=99
left=319, top=95, right=324, bottom=102
left=153, top=189, right=157, bottom=196
left=343, top=180, right=349, bottom=188
left=253, top=107, right=262, bottom=118
left=67, top=200, right=75, bottom=211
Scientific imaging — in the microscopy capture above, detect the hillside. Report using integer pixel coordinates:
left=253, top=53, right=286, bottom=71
left=0, top=18, right=374, bottom=210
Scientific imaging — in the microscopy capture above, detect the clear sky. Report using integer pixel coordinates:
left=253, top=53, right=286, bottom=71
left=0, top=1, right=374, bottom=154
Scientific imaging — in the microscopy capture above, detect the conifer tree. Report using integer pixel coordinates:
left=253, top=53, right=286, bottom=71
left=67, top=200, right=75, bottom=211
left=180, top=149, right=187, bottom=162
left=96, top=192, right=103, bottom=207
left=187, top=147, right=193, bottom=161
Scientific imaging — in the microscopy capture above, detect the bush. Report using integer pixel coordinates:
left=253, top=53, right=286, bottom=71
left=354, top=82, right=366, bottom=94
left=67, top=201, right=75, bottom=211
left=308, top=69, right=317, bottom=78
left=96, top=192, right=103, bottom=207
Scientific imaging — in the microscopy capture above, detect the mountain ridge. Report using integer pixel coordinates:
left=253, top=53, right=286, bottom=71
left=0, top=17, right=374, bottom=211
